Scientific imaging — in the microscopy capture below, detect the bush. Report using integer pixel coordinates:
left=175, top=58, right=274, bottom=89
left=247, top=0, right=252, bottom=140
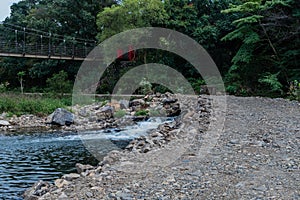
left=148, top=109, right=161, bottom=117
left=135, top=109, right=149, bottom=116
left=189, top=78, right=205, bottom=94
left=0, top=82, right=9, bottom=93
left=288, top=80, right=300, bottom=101
left=114, top=110, right=127, bottom=118
left=258, top=72, right=283, bottom=96
left=46, top=70, right=73, bottom=98
left=139, top=78, right=152, bottom=95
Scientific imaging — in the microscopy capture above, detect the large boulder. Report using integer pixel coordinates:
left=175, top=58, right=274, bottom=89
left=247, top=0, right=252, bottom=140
left=129, top=99, right=145, bottom=107
left=0, top=120, right=10, bottom=126
left=23, top=180, right=51, bottom=200
left=162, top=98, right=177, bottom=105
left=49, top=108, right=74, bottom=126
left=96, top=105, right=114, bottom=119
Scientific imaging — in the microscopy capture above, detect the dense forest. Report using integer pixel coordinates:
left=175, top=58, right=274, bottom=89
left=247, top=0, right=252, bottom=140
left=0, top=0, right=299, bottom=99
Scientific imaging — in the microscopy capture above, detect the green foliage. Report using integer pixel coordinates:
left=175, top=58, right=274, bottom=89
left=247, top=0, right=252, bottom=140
left=100, top=100, right=108, bottom=107
left=148, top=109, right=160, bottom=117
left=138, top=78, right=152, bottom=95
left=0, top=94, right=70, bottom=116
left=222, top=0, right=300, bottom=97
left=0, top=0, right=298, bottom=100
left=152, top=84, right=171, bottom=94
left=96, top=0, right=168, bottom=41
left=135, top=109, right=149, bottom=116
left=258, top=72, right=283, bottom=95
left=114, top=110, right=127, bottom=118
left=46, top=70, right=72, bottom=98
left=0, top=0, right=112, bottom=90
left=0, top=82, right=9, bottom=93
left=288, top=80, right=300, bottom=101
left=188, top=78, right=205, bottom=94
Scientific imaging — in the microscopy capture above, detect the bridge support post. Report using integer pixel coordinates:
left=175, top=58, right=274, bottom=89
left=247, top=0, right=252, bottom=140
left=23, top=28, right=26, bottom=56
left=40, top=35, right=43, bottom=54
left=48, top=32, right=52, bottom=58
left=72, top=37, right=75, bottom=59
left=15, top=30, right=18, bottom=53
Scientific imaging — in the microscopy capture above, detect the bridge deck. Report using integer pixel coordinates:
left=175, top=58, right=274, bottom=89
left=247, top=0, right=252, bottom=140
left=0, top=52, right=86, bottom=60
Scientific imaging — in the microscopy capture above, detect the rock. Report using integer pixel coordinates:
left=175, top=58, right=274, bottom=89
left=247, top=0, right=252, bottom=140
left=166, top=107, right=181, bottom=117
left=75, top=163, right=94, bottom=174
left=23, top=180, right=50, bottom=200
left=162, top=98, right=177, bottom=105
left=109, top=102, right=121, bottom=111
left=100, top=105, right=114, bottom=113
left=49, top=108, right=74, bottom=126
left=132, top=116, right=149, bottom=122
left=54, top=179, right=70, bottom=188
left=229, top=139, right=239, bottom=144
left=96, top=106, right=114, bottom=119
left=95, top=166, right=102, bottom=174
left=129, top=99, right=145, bottom=107
left=0, top=120, right=10, bottom=126
left=58, top=192, right=68, bottom=200
left=85, top=191, right=93, bottom=198
left=78, top=108, right=88, bottom=117
left=62, top=173, right=80, bottom=181
left=119, top=100, right=129, bottom=109
left=115, top=191, right=133, bottom=200
left=200, top=85, right=216, bottom=95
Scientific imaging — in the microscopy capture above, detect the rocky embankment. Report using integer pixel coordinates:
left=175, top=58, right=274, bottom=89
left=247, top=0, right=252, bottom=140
left=0, top=93, right=181, bottom=134
left=23, top=95, right=300, bottom=199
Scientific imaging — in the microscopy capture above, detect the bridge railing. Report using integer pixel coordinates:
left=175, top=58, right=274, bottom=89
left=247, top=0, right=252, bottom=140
left=0, top=23, right=96, bottom=59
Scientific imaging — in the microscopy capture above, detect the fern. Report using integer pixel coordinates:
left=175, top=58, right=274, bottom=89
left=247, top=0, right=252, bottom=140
left=243, top=31, right=260, bottom=44
left=232, top=43, right=255, bottom=64
left=233, top=15, right=263, bottom=27
left=258, top=72, right=283, bottom=93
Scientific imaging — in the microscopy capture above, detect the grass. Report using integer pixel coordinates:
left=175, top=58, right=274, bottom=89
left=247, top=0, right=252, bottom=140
left=0, top=94, right=71, bottom=117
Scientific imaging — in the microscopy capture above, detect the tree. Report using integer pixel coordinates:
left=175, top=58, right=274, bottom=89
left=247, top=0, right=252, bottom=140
left=222, top=0, right=300, bottom=96
left=96, top=0, right=168, bottom=41
left=46, top=70, right=72, bottom=98
left=17, top=71, right=26, bottom=94
left=1, top=0, right=116, bottom=91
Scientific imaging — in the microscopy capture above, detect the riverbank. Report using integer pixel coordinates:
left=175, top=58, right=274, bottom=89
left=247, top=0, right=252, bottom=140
left=0, top=93, right=181, bottom=134
left=24, top=95, right=300, bottom=199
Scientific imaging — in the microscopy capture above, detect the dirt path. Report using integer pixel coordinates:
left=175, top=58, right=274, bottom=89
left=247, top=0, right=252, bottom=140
left=29, top=96, right=299, bottom=200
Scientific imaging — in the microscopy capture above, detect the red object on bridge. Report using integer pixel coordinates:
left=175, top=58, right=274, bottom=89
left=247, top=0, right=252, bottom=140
left=117, top=46, right=135, bottom=61
left=117, top=49, right=123, bottom=59
left=128, top=45, right=135, bottom=61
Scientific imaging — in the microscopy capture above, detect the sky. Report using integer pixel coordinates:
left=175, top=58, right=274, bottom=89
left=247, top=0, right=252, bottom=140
left=0, top=0, right=20, bottom=21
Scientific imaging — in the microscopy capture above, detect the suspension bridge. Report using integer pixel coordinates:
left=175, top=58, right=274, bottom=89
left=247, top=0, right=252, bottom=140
left=0, top=22, right=97, bottom=60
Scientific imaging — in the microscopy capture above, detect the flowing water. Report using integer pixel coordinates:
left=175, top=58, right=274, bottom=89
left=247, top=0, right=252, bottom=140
left=0, top=118, right=172, bottom=199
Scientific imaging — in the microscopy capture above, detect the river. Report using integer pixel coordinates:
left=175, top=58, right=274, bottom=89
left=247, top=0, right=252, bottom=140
left=0, top=118, right=171, bottom=199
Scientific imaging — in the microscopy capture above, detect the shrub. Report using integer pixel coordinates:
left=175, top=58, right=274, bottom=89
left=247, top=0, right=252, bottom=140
left=258, top=72, right=283, bottom=96
left=135, top=109, right=149, bottom=116
left=139, top=78, right=152, bottom=95
left=148, top=109, right=161, bottom=117
left=46, top=70, right=72, bottom=98
left=0, top=82, right=9, bottom=93
left=114, top=110, right=127, bottom=118
left=288, top=80, right=300, bottom=101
